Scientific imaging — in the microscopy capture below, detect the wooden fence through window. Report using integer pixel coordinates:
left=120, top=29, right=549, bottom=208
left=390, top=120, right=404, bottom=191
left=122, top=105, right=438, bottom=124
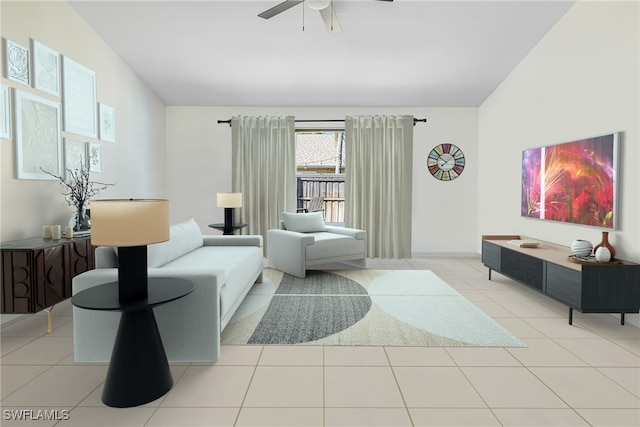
left=297, top=175, right=345, bottom=223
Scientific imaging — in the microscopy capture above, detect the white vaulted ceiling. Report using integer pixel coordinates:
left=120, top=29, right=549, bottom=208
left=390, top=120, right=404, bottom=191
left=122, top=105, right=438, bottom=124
left=69, top=0, right=575, bottom=107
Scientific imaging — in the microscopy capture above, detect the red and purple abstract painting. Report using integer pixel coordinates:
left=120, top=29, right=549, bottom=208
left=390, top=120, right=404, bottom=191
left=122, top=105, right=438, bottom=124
left=521, top=133, right=619, bottom=229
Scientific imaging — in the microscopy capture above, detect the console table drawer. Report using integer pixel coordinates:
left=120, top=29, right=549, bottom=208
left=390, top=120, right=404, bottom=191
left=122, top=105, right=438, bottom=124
left=582, top=266, right=640, bottom=312
left=1, top=236, right=94, bottom=313
left=500, top=247, right=544, bottom=291
left=546, top=263, right=582, bottom=308
left=481, top=241, right=500, bottom=271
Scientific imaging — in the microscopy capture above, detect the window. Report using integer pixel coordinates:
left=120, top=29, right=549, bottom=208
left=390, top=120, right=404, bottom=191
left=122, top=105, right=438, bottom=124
left=295, top=129, right=345, bottom=223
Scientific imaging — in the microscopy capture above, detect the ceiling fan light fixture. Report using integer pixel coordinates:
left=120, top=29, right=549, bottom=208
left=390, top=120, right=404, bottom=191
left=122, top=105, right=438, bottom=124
left=306, top=0, right=331, bottom=11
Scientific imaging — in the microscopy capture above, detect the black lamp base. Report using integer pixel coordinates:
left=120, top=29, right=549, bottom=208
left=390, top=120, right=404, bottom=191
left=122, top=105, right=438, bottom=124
left=117, top=246, right=148, bottom=303
left=224, top=208, right=235, bottom=234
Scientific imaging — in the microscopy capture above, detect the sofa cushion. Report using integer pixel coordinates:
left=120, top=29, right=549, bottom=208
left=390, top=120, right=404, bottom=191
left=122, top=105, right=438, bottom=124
left=282, top=212, right=327, bottom=233
left=147, top=218, right=204, bottom=267
left=305, top=232, right=365, bottom=261
left=161, top=245, right=263, bottom=319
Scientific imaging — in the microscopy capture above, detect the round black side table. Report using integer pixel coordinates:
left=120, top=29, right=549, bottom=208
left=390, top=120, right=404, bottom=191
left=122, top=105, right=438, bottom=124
left=208, top=223, right=247, bottom=235
left=72, top=278, right=194, bottom=407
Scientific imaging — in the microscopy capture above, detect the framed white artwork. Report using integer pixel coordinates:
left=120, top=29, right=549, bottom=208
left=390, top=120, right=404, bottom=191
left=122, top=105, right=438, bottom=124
left=1, top=85, right=11, bottom=139
left=64, top=138, right=87, bottom=176
left=32, top=40, right=60, bottom=97
left=99, top=103, right=116, bottom=143
left=5, top=39, right=30, bottom=86
left=62, top=56, right=98, bottom=138
left=89, top=142, right=102, bottom=172
left=15, top=90, right=62, bottom=180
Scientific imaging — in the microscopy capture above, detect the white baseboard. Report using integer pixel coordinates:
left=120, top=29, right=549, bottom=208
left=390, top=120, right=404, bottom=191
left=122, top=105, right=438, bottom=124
left=410, top=252, right=480, bottom=258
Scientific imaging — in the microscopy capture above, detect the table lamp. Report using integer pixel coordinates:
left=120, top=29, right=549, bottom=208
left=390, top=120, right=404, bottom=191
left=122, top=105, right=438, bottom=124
left=217, top=193, right=242, bottom=233
left=90, top=199, right=169, bottom=303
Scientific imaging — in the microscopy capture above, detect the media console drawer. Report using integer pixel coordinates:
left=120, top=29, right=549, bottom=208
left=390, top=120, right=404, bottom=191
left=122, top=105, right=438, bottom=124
left=481, top=240, right=500, bottom=271
left=500, top=247, right=544, bottom=291
left=546, top=263, right=581, bottom=308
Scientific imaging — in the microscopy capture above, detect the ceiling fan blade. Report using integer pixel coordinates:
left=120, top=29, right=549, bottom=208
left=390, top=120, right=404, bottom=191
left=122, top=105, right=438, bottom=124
left=319, top=6, right=341, bottom=33
left=258, top=0, right=303, bottom=19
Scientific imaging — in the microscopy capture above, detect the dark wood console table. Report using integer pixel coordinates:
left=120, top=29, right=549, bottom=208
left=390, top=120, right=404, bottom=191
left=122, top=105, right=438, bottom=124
left=72, top=278, right=194, bottom=407
left=1, top=236, right=95, bottom=330
left=481, top=235, right=640, bottom=325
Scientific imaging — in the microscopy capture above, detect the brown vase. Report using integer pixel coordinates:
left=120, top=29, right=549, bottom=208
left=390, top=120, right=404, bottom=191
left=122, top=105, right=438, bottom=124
left=594, top=231, right=615, bottom=260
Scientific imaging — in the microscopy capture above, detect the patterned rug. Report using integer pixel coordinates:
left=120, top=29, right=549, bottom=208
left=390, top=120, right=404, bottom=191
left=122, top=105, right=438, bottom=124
left=221, top=269, right=525, bottom=347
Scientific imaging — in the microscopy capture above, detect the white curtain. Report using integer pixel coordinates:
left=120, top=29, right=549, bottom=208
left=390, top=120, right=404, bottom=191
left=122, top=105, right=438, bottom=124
left=231, top=116, right=296, bottom=242
left=344, top=115, right=414, bottom=259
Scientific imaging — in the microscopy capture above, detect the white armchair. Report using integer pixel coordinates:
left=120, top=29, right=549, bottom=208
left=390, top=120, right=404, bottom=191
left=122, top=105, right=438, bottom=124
left=267, top=212, right=367, bottom=278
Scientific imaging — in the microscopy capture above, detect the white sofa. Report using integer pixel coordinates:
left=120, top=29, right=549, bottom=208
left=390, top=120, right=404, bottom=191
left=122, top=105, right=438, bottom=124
left=72, top=218, right=263, bottom=363
left=267, top=212, right=367, bottom=279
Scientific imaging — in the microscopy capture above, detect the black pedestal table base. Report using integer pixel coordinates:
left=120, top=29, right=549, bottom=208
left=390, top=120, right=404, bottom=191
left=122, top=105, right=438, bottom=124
left=72, top=278, right=194, bottom=408
left=102, top=309, right=173, bottom=407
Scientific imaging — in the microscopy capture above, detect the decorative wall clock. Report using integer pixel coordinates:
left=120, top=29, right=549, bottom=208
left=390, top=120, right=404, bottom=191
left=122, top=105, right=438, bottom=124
left=427, top=143, right=465, bottom=181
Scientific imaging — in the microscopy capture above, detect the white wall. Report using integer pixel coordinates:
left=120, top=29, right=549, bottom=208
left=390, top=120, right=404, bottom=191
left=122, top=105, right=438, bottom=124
left=4, top=1, right=632, bottom=261
left=165, top=106, right=478, bottom=255
left=478, top=0, right=639, bottom=259
left=478, top=0, right=639, bottom=325
left=0, top=1, right=166, bottom=241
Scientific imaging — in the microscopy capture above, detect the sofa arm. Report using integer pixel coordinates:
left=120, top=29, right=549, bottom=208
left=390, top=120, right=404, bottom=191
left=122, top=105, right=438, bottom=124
left=325, top=225, right=366, bottom=240
left=267, top=229, right=315, bottom=278
left=73, top=266, right=225, bottom=362
left=267, top=229, right=315, bottom=249
left=203, top=235, right=263, bottom=248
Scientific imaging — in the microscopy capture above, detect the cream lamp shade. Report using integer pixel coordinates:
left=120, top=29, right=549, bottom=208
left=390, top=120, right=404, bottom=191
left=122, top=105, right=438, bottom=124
left=217, top=193, right=243, bottom=208
left=90, top=199, right=170, bottom=247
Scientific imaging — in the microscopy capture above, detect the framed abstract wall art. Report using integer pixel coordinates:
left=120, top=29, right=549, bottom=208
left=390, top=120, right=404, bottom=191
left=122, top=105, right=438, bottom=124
left=521, top=133, right=619, bottom=229
left=1, top=85, right=11, bottom=139
left=89, top=142, right=102, bottom=172
left=99, top=103, right=116, bottom=143
left=32, top=40, right=61, bottom=97
left=62, top=56, right=98, bottom=138
left=4, top=39, right=30, bottom=86
left=64, top=138, right=87, bottom=177
left=15, top=90, right=62, bottom=180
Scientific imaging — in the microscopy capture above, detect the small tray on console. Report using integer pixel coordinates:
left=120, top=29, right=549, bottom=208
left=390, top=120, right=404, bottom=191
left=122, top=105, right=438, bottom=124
left=568, top=255, right=621, bottom=265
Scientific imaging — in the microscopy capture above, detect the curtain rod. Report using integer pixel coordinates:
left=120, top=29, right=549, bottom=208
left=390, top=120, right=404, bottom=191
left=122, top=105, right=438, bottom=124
left=217, top=118, right=427, bottom=126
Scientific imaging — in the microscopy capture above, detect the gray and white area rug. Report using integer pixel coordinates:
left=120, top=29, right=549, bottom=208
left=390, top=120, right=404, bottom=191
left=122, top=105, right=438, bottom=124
left=221, top=270, right=525, bottom=347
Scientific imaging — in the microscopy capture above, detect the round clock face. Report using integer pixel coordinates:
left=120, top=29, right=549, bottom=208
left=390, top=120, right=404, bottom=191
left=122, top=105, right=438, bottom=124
left=427, top=143, right=465, bottom=181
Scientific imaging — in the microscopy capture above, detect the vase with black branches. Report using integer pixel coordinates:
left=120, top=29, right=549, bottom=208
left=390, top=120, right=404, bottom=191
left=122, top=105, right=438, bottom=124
left=41, top=156, right=114, bottom=231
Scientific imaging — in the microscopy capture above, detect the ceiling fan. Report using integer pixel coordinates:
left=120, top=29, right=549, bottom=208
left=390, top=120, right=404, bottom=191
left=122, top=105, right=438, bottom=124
left=258, top=0, right=394, bottom=33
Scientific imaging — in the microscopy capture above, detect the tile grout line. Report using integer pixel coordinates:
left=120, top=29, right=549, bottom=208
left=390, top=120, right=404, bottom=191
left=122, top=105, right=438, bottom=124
left=522, top=364, right=595, bottom=426
left=383, top=346, right=416, bottom=427
left=232, top=345, right=265, bottom=426
left=322, top=345, right=326, bottom=427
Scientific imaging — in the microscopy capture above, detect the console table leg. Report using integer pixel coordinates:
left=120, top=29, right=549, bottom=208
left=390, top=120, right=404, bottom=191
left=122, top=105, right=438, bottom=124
left=568, top=307, right=573, bottom=325
left=45, top=305, right=55, bottom=333
left=621, top=313, right=625, bottom=325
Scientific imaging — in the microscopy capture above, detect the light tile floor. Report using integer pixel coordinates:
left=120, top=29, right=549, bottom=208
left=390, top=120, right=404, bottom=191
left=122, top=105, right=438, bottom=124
left=1, top=257, right=639, bottom=426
